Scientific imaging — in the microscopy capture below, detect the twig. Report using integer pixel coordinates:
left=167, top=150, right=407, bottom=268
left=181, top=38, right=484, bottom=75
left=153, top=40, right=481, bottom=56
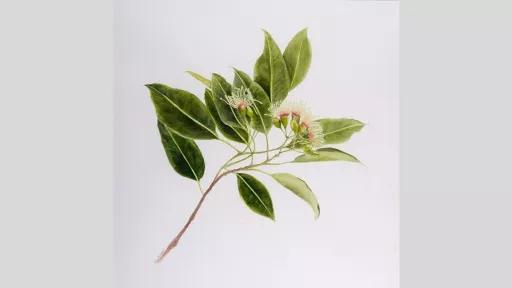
left=155, top=129, right=295, bottom=263
left=155, top=167, right=242, bottom=262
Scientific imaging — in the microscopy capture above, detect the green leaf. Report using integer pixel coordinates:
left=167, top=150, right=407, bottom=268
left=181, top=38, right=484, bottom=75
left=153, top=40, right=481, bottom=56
left=211, top=73, right=246, bottom=128
left=157, top=121, right=205, bottom=180
left=271, top=173, right=320, bottom=219
left=186, top=71, right=211, bottom=88
left=236, top=173, right=275, bottom=220
left=315, top=118, right=364, bottom=144
left=232, top=68, right=253, bottom=89
left=248, top=81, right=272, bottom=133
left=232, top=68, right=272, bottom=134
left=283, top=28, right=312, bottom=91
left=294, top=147, right=359, bottom=163
left=254, top=30, right=290, bottom=103
left=204, top=89, right=249, bottom=143
left=146, top=83, right=217, bottom=140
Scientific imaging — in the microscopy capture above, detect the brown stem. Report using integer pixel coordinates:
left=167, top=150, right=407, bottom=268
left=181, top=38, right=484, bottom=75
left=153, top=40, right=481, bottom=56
left=155, top=168, right=244, bottom=263
left=154, top=142, right=293, bottom=263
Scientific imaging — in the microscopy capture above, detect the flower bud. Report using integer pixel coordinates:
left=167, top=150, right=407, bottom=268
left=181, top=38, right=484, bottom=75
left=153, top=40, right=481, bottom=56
left=239, top=106, right=247, bottom=116
left=246, top=107, right=254, bottom=118
left=273, top=117, right=281, bottom=128
left=281, top=115, right=289, bottom=128
left=291, top=119, right=299, bottom=133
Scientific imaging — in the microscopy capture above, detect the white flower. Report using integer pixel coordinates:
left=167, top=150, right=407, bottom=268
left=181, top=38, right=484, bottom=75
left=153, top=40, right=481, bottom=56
left=298, top=110, right=313, bottom=128
left=288, top=101, right=309, bottom=119
left=224, top=87, right=255, bottom=110
left=305, top=122, right=325, bottom=147
left=270, top=100, right=312, bottom=122
left=270, top=102, right=290, bottom=119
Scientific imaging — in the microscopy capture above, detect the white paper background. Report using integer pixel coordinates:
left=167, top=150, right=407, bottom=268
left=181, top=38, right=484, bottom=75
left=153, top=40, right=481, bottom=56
left=114, top=1, right=398, bottom=287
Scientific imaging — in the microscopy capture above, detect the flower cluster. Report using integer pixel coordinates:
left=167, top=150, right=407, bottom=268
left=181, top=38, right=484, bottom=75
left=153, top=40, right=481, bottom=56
left=225, top=87, right=256, bottom=117
left=270, top=100, right=325, bottom=150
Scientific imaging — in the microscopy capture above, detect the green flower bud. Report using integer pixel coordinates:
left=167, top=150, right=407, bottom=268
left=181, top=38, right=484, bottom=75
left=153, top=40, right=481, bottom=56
left=239, top=106, right=247, bottom=116
left=281, top=115, right=289, bottom=128
left=291, top=119, right=299, bottom=133
left=273, top=117, right=281, bottom=128
left=246, top=106, right=254, bottom=118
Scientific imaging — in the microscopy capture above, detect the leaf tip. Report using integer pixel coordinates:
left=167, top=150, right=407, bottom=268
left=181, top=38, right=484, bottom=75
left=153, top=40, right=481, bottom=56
left=261, top=29, right=273, bottom=39
left=144, top=83, right=157, bottom=91
left=315, top=204, right=320, bottom=220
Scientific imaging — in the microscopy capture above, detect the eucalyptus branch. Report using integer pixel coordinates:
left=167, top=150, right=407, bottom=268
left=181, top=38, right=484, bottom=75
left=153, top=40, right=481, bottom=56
left=155, top=166, right=238, bottom=263
left=224, top=153, right=253, bottom=169
left=238, top=144, right=287, bottom=155
left=155, top=148, right=287, bottom=262
left=155, top=135, right=296, bottom=262
left=225, top=135, right=293, bottom=169
left=155, top=120, right=294, bottom=262
left=147, top=29, right=365, bottom=264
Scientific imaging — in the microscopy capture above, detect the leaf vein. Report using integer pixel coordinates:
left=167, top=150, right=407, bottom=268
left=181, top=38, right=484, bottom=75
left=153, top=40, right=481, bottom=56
left=238, top=175, right=272, bottom=217
left=150, top=86, right=217, bottom=138
left=167, top=127, right=200, bottom=181
left=322, top=123, right=363, bottom=137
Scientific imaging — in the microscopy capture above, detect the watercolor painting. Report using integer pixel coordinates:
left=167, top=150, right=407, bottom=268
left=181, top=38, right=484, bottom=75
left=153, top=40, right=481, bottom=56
left=145, top=29, right=365, bottom=262
left=114, top=1, right=398, bottom=287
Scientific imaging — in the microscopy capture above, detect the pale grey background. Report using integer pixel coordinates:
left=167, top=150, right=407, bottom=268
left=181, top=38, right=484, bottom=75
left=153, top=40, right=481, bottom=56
left=401, top=0, right=512, bottom=287
left=0, top=0, right=113, bottom=288
left=114, top=0, right=398, bottom=287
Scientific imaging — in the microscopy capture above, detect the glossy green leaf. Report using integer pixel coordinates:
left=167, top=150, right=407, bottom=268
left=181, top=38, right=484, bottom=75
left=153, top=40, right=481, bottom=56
left=271, top=173, right=320, bottom=219
left=157, top=121, right=205, bottom=180
left=236, top=173, right=275, bottom=220
left=294, top=147, right=359, bottom=163
left=204, top=89, right=248, bottom=143
left=232, top=68, right=272, bottom=134
left=211, top=73, right=246, bottom=128
left=146, top=83, right=217, bottom=140
left=186, top=71, right=211, bottom=88
left=315, top=118, right=364, bottom=144
left=283, top=28, right=312, bottom=91
left=254, top=30, right=290, bottom=103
